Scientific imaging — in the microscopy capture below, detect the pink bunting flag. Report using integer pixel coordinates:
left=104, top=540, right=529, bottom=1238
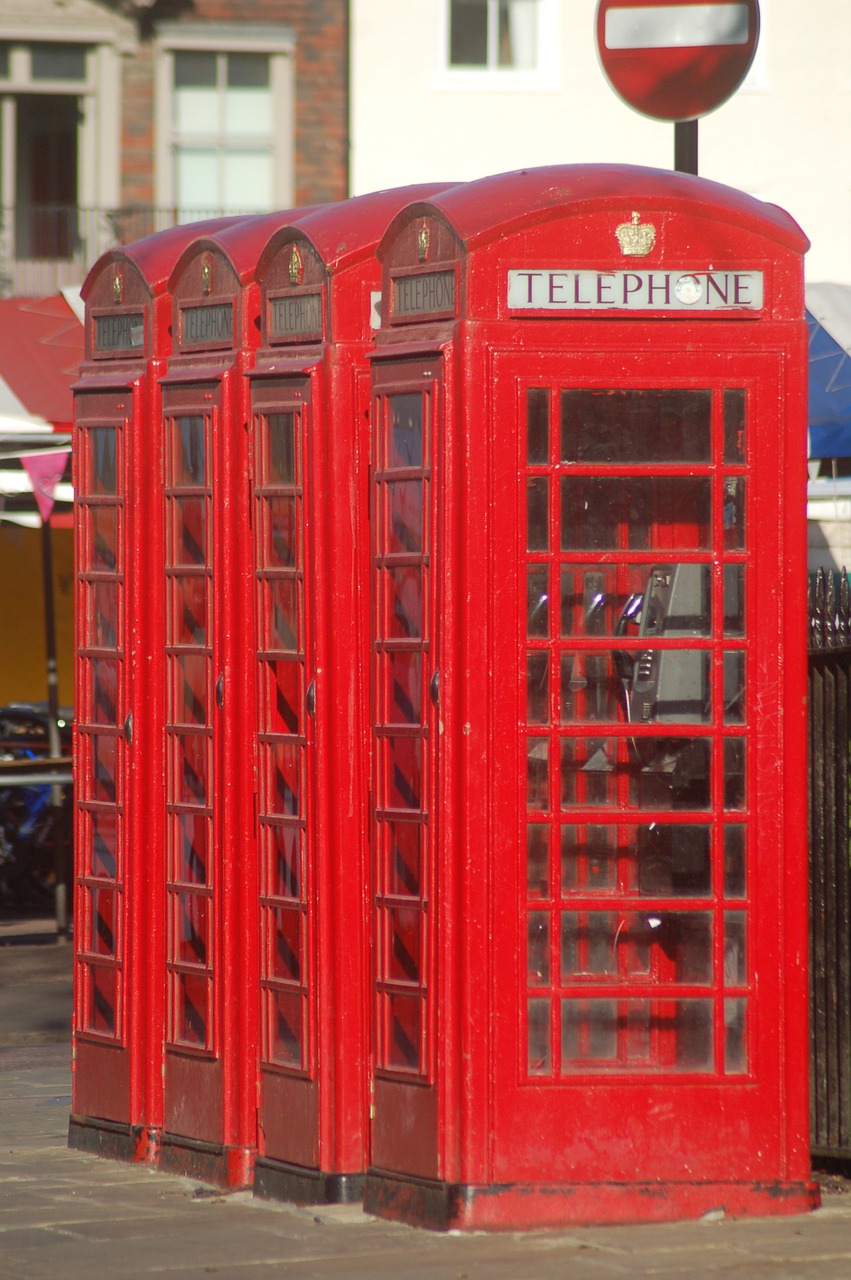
left=20, top=451, right=70, bottom=523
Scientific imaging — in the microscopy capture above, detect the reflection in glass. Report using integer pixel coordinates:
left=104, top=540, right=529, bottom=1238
left=527, top=566, right=549, bottom=637
left=723, top=478, right=746, bottom=550
left=561, top=824, right=616, bottom=892
left=527, top=737, right=549, bottom=810
left=89, top=428, right=117, bottom=494
left=724, top=998, right=747, bottom=1074
left=527, top=652, right=549, bottom=724
left=562, top=998, right=618, bottom=1062
left=388, top=394, right=423, bottom=469
left=561, top=911, right=618, bottom=975
left=527, top=387, right=550, bottom=463
left=637, top=824, right=711, bottom=896
left=527, top=824, right=549, bottom=897
left=561, top=651, right=621, bottom=723
left=266, top=412, right=296, bottom=484
left=724, top=912, right=747, bottom=986
left=174, top=416, right=206, bottom=485
left=561, top=389, right=712, bottom=464
left=723, top=564, right=745, bottom=635
left=527, top=912, right=550, bottom=985
left=561, top=477, right=711, bottom=551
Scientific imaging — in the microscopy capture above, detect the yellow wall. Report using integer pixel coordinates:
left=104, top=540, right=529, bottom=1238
left=0, top=523, right=74, bottom=708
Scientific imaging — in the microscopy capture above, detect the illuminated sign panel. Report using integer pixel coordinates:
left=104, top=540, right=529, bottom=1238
left=507, top=269, right=764, bottom=312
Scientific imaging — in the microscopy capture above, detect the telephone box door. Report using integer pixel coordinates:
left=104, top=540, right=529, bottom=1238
left=74, top=390, right=133, bottom=1115
left=161, top=385, right=224, bottom=1143
left=252, top=379, right=320, bottom=1166
left=369, top=361, right=442, bottom=1179
left=491, top=344, right=801, bottom=1189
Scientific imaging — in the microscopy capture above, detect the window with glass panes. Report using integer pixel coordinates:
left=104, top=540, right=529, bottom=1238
left=522, top=382, right=750, bottom=1080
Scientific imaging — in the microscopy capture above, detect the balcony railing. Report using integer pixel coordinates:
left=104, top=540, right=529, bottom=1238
left=0, top=204, right=241, bottom=298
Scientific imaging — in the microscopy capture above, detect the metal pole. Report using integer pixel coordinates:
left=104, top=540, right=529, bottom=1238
left=674, top=120, right=699, bottom=175
left=40, top=517, right=68, bottom=940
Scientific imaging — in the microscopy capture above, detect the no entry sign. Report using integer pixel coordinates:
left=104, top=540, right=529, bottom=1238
left=596, top=1, right=760, bottom=122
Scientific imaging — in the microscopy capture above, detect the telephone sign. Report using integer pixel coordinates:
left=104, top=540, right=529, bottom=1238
left=596, top=0, right=760, bottom=121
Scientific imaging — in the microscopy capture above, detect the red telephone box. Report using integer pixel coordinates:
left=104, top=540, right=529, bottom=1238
left=70, top=218, right=245, bottom=1164
left=363, top=165, right=817, bottom=1229
left=247, top=185, right=451, bottom=1204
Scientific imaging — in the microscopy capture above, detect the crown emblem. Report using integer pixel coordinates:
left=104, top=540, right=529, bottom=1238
left=616, top=212, right=656, bottom=257
left=201, top=257, right=212, bottom=295
left=288, top=244, right=303, bottom=286
left=417, top=223, right=430, bottom=264
left=113, top=268, right=123, bottom=304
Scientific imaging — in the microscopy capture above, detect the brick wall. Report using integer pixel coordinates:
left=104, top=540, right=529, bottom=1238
left=119, top=1, right=348, bottom=213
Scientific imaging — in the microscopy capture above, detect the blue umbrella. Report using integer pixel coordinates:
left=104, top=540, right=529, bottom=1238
left=807, top=283, right=851, bottom=458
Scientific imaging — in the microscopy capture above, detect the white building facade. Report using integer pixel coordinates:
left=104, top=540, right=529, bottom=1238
left=350, top=0, right=851, bottom=284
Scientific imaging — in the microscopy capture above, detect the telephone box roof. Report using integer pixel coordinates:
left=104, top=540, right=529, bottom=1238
left=81, top=216, right=249, bottom=300
left=379, top=164, right=809, bottom=256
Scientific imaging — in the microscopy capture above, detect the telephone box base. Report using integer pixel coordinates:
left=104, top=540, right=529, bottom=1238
left=254, top=1157, right=366, bottom=1206
left=158, top=1134, right=254, bottom=1189
left=68, top=1116, right=163, bottom=1166
left=363, top=1170, right=821, bottom=1232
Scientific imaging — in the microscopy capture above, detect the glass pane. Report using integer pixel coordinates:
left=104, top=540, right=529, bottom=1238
left=91, top=810, right=117, bottom=878
left=266, top=496, right=298, bottom=567
left=527, top=824, right=550, bottom=898
left=225, top=56, right=271, bottom=133
left=629, top=649, right=711, bottom=725
left=173, top=498, right=207, bottom=566
left=174, top=653, right=208, bottom=725
left=527, top=652, right=549, bottom=724
left=173, top=417, right=207, bottom=485
left=724, top=739, right=746, bottom=810
left=499, top=0, right=537, bottom=68
left=386, top=480, right=424, bottom=553
left=637, top=824, right=711, bottom=896
left=561, top=824, right=616, bottom=893
left=385, top=566, right=423, bottom=639
left=526, top=387, right=549, bottom=463
left=265, top=413, right=296, bottom=484
left=560, top=651, right=626, bottom=723
left=724, top=389, right=746, bottom=464
left=561, top=390, right=711, bottom=464
left=32, top=43, right=87, bottom=80
left=527, top=997, right=551, bottom=1075
left=724, top=825, right=746, bottom=898
left=527, top=737, right=549, bottom=810
left=723, top=652, right=746, bottom=723
left=174, top=575, right=207, bottom=645
left=562, top=998, right=618, bottom=1063
left=527, top=477, right=548, bottom=549
left=222, top=150, right=271, bottom=212
left=387, top=907, right=421, bottom=983
left=387, top=993, right=421, bottom=1071
left=91, top=658, right=119, bottom=725
left=388, top=394, right=423, bottom=469
left=267, top=578, right=300, bottom=651
left=561, top=912, right=619, bottom=976
left=87, top=428, right=117, bottom=494
left=90, top=886, right=116, bottom=956
left=724, top=998, right=747, bottom=1073
left=178, top=732, right=208, bottom=805
left=561, top=998, right=713, bottom=1072
left=177, top=812, right=208, bottom=885
left=91, top=507, right=118, bottom=571
left=268, top=988, right=303, bottom=1067
left=271, top=906, right=301, bottom=981
left=176, top=971, right=208, bottom=1047
left=723, top=564, right=745, bottom=635
left=450, top=0, right=488, bottom=65
left=268, top=741, right=300, bottom=816
left=527, top=566, right=549, bottom=637
left=386, top=736, right=423, bottom=810
left=175, top=147, right=218, bottom=211
left=90, top=580, right=119, bottom=650
left=228, top=52, right=270, bottom=89
left=562, top=477, right=711, bottom=551
left=174, top=52, right=217, bottom=134
left=723, top=478, right=746, bottom=550
left=267, top=823, right=301, bottom=899
left=386, top=820, right=422, bottom=897
left=724, top=912, right=747, bottom=986
left=385, top=649, right=422, bottom=725
left=86, top=965, right=116, bottom=1035
left=561, top=737, right=711, bottom=811
left=177, top=891, right=208, bottom=964
left=527, top=912, right=550, bottom=985
left=266, top=658, right=301, bottom=735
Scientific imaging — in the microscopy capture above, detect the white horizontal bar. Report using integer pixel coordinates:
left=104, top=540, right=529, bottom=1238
left=605, top=4, right=750, bottom=49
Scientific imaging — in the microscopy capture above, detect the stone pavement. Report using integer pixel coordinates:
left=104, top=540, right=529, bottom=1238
left=3, top=919, right=851, bottom=1280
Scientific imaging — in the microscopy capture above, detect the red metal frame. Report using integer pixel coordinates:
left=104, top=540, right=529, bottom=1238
left=363, top=166, right=815, bottom=1230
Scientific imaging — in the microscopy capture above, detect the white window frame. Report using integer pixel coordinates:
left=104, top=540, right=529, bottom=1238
left=154, top=22, right=296, bottom=216
left=434, top=0, right=560, bottom=92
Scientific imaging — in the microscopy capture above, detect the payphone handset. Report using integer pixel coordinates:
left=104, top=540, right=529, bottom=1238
left=627, top=564, right=709, bottom=726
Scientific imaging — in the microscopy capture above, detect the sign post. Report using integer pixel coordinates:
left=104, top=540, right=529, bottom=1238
left=595, top=1, right=760, bottom=174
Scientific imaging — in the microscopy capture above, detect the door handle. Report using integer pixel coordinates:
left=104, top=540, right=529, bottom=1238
left=123, top=712, right=133, bottom=744
left=429, top=670, right=440, bottom=709
left=306, top=679, right=316, bottom=718
left=215, top=673, right=224, bottom=709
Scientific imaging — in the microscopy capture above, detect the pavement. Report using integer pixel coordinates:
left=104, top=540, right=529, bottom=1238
left=2, top=916, right=851, bottom=1279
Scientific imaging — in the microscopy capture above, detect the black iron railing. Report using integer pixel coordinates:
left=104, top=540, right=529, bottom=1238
left=809, top=568, right=851, bottom=1159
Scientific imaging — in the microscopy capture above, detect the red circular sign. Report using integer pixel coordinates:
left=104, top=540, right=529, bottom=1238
left=596, top=0, right=760, bottom=122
